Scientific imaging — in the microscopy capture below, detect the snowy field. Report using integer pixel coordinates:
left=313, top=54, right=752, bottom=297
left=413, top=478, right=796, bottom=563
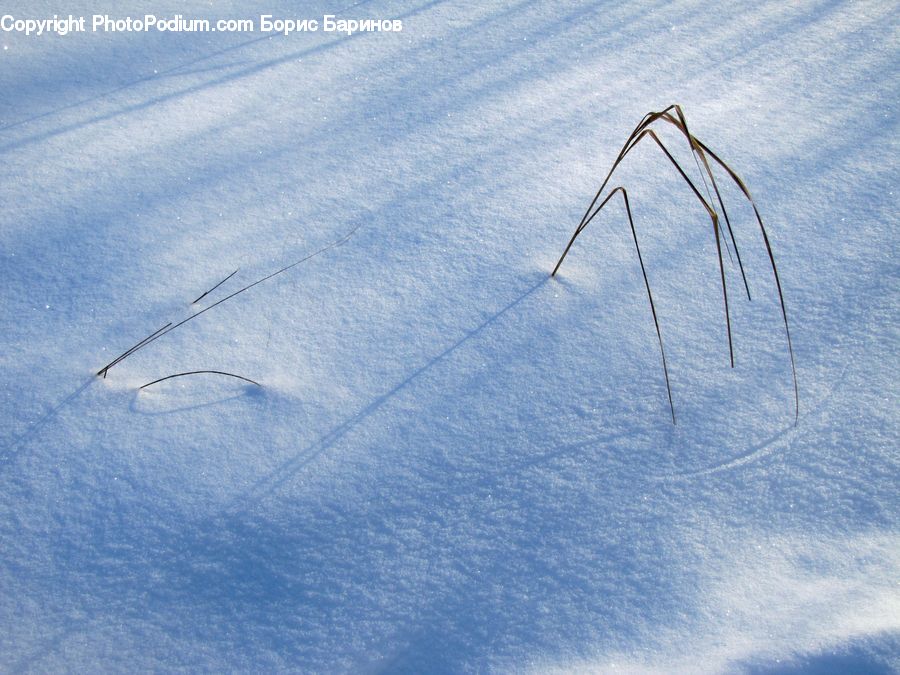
left=1, top=0, right=898, bottom=672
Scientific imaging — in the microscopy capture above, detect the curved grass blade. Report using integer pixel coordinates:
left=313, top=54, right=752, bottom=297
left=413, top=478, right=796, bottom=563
left=689, top=137, right=799, bottom=421
left=576, top=187, right=676, bottom=423
left=140, top=370, right=261, bottom=389
left=658, top=109, right=751, bottom=299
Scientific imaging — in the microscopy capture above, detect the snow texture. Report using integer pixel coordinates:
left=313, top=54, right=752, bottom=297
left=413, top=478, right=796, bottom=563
left=1, top=0, right=898, bottom=672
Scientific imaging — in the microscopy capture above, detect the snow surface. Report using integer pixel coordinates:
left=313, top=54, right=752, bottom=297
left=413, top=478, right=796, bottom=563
left=1, top=0, right=898, bottom=671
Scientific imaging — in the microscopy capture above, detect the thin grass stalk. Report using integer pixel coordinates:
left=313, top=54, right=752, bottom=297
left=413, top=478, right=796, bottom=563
left=657, top=110, right=751, bottom=299
left=192, top=268, right=239, bottom=304
left=690, top=137, right=799, bottom=421
left=618, top=188, right=676, bottom=423
left=558, top=187, right=676, bottom=422
left=637, top=129, right=735, bottom=368
left=97, top=224, right=359, bottom=377
left=140, top=370, right=261, bottom=389
left=99, top=322, right=172, bottom=378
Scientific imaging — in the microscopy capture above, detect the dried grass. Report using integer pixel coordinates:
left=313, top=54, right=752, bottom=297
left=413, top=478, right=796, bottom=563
left=552, top=105, right=798, bottom=423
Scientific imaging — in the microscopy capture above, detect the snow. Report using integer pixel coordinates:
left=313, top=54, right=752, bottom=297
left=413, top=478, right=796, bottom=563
left=1, top=0, right=898, bottom=671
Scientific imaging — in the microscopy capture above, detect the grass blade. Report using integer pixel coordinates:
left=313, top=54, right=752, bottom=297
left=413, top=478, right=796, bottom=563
left=96, top=223, right=360, bottom=377
left=192, top=268, right=239, bottom=304
left=140, top=370, right=261, bottom=389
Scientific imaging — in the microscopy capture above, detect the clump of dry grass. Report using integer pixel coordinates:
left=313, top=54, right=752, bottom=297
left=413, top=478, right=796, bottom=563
left=552, top=104, right=797, bottom=424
